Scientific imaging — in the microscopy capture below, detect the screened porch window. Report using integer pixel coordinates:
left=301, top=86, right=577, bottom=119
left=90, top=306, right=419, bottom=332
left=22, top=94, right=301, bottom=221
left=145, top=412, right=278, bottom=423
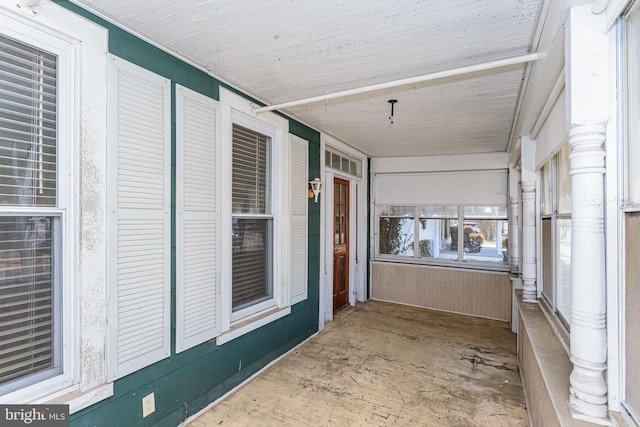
left=231, top=124, right=273, bottom=312
left=376, top=205, right=508, bottom=267
left=0, top=34, right=61, bottom=393
left=539, top=144, right=572, bottom=328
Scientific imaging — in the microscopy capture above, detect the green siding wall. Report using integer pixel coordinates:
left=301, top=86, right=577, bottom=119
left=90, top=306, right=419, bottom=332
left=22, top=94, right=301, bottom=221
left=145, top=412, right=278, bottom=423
left=59, top=2, right=321, bottom=425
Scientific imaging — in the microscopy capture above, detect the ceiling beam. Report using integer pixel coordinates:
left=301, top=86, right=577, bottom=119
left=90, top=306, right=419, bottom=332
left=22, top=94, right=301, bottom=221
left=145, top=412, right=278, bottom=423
left=254, top=52, right=544, bottom=114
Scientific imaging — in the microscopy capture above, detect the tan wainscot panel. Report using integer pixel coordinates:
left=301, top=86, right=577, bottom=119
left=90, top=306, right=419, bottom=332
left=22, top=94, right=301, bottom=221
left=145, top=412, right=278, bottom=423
left=371, top=262, right=511, bottom=321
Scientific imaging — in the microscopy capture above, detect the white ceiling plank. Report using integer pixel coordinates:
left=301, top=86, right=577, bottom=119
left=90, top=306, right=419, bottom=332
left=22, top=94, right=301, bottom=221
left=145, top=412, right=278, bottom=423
left=71, top=0, right=543, bottom=158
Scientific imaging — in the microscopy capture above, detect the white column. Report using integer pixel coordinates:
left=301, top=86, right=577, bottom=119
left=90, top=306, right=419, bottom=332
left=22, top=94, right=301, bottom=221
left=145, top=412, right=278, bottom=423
left=565, top=5, right=610, bottom=423
left=509, top=167, right=520, bottom=274
left=521, top=181, right=537, bottom=302
left=521, top=136, right=537, bottom=302
left=568, top=125, right=608, bottom=421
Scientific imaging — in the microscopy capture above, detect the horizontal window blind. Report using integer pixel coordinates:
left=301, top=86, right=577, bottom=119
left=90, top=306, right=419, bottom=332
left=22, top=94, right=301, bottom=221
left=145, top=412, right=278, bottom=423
left=0, top=35, right=57, bottom=208
left=232, top=124, right=269, bottom=214
left=0, top=216, right=55, bottom=387
left=0, top=35, right=60, bottom=393
left=232, top=124, right=273, bottom=312
left=232, top=218, right=272, bottom=310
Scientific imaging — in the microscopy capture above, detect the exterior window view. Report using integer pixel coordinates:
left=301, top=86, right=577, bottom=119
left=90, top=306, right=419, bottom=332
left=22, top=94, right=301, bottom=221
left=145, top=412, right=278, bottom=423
left=0, top=1, right=638, bottom=426
left=377, top=205, right=508, bottom=265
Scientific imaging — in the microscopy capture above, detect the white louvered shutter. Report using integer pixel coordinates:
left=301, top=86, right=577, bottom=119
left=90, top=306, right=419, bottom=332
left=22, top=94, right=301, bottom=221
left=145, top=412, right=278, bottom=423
left=289, top=135, right=308, bottom=305
left=176, top=85, right=220, bottom=353
left=107, top=56, right=171, bottom=379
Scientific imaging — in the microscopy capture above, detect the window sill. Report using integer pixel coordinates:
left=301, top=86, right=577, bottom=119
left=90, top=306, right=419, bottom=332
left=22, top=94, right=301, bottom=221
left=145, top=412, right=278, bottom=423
left=371, top=257, right=510, bottom=273
left=516, top=291, right=620, bottom=427
left=1, top=380, right=113, bottom=415
left=46, top=383, right=114, bottom=414
left=217, top=306, right=291, bottom=346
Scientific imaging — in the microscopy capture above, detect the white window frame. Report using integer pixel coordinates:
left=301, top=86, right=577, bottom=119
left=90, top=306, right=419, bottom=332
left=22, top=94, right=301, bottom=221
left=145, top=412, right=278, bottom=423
left=229, top=115, right=277, bottom=322
left=0, top=1, right=112, bottom=411
left=374, top=205, right=509, bottom=271
left=537, top=147, right=572, bottom=331
left=217, top=88, right=291, bottom=345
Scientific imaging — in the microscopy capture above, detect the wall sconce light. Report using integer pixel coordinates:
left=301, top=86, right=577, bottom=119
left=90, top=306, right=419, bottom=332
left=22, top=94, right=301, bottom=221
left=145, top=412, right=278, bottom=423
left=308, top=178, right=323, bottom=203
left=17, top=0, right=42, bottom=15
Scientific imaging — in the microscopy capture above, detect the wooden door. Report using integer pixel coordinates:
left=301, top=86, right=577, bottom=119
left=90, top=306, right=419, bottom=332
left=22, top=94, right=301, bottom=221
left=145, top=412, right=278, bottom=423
left=333, top=178, right=349, bottom=312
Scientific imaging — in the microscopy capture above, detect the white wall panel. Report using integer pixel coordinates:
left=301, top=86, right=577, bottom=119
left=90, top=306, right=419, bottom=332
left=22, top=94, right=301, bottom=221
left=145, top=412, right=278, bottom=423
left=535, top=88, right=567, bottom=169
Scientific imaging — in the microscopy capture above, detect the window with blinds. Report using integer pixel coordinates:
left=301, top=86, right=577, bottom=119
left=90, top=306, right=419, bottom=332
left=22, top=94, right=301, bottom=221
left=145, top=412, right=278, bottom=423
left=0, top=34, right=61, bottom=393
left=231, top=124, right=273, bottom=311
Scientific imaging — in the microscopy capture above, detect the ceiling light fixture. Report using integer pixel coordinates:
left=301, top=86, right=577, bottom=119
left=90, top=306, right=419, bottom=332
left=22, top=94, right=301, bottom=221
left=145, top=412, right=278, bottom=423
left=17, top=0, right=41, bottom=15
left=388, top=99, right=397, bottom=124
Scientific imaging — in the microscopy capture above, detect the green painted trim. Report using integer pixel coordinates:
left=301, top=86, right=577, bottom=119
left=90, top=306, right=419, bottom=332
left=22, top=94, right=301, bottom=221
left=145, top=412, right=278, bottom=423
left=47, top=2, right=323, bottom=426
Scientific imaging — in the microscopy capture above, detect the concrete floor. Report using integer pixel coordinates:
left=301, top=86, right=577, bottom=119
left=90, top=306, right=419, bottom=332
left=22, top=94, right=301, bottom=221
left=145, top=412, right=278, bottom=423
left=189, top=300, right=528, bottom=427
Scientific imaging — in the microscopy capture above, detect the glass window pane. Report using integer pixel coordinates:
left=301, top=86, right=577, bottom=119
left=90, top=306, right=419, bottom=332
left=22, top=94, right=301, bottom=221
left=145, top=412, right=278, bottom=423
left=0, top=216, right=56, bottom=390
left=628, top=8, right=640, bottom=204
left=378, top=217, right=414, bottom=256
left=541, top=159, right=553, bottom=216
left=461, top=219, right=509, bottom=264
left=419, top=206, right=458, bottom=218
left=541, top=218, right=553, bottom=304
left=325, top=150, right=331, bottom=167
left=331, top=153, right=340, bottom=169
left=341, top=157, right=349, bottom=174
left=462, top=206, right=508, bottom=218
left=378, top=205, right=414, bottom=216
left=417, top=218, right=457, bottom=260
left=232, top=124, right=270, bottom=214
left=0, top=35, right=57, bottom=207
left=557, top=145, right=572, bottom=214
left=232, top=218, right=272, bottom=311
left=556, top=218, right=572, bottom=323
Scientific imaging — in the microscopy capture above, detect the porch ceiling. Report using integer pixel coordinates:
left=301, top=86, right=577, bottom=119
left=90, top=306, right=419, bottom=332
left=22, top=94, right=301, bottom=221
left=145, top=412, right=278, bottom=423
left=70, top=0, right=544, bottom=158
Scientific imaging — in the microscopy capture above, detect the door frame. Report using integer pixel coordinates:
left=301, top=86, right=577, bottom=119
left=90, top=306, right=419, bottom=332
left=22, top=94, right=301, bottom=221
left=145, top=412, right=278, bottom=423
left=318, top=135, right=368, bottom=330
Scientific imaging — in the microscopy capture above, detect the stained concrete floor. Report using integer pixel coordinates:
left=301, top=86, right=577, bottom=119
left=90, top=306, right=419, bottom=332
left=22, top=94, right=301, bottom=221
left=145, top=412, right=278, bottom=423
left=189, top=300, right=528, bottom=427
